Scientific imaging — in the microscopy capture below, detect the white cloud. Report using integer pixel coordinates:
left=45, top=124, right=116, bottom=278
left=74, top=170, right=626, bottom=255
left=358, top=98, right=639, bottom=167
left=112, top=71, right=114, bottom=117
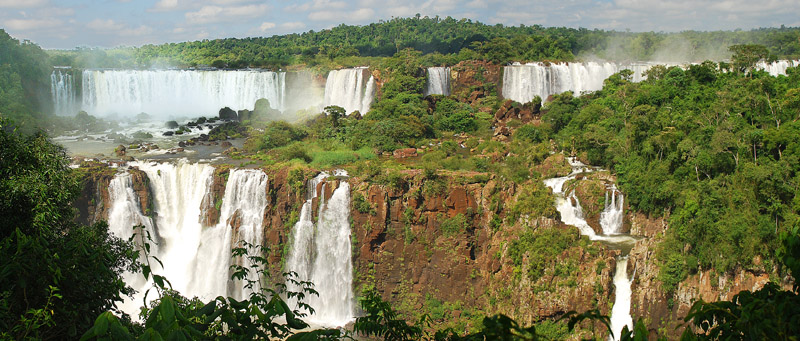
left=286, top=0, right=348, bottom=12
left=259, top=22, right=276, bottom=31
left=466, top=0, right=487, bottom=9
left=151, top=0, right=180, bottom=12
left=87, top=19, right=125, bottom=31
left=0, top=0, right=47, bottom=8
left=4, top=18, right=61, bottom=30
left=185, top=4, right=270, bottom=24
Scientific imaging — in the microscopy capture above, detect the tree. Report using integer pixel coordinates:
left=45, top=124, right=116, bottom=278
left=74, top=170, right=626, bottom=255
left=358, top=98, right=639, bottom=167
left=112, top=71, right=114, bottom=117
left=729, top=44, right=770, bottom=74
left=0, top=118, right=136, bottom=339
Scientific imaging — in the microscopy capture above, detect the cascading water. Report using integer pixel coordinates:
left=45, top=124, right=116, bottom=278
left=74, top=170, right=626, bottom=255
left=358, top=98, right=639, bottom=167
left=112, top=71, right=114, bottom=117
left=285, top=172, right=354, bottom=327
left=609, top=257, right=633, bottom=340
left=600, top=186, right=624, bottom=235
left=82, top=69, right=286, bottom=119
left=756, top=59, right=800, bottom=76
left=502, top=60, right=798, bottom=104
left=543, top=158, right=634, bottom=340
left=425, top=67, right=451, bottom=96
left=51, top=69, right=77, bottom=116
left=107, top=172, right=157, bottom=316
left=106, top=160, right=270, bottom=318
left=323, top=67, right=375, bottom=115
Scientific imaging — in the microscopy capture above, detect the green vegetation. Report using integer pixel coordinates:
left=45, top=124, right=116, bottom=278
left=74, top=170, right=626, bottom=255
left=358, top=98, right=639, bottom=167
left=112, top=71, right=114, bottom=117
left=47, top=19, right=800, bottom=70
left=542, top=48, right=800, bottom=292
left=0, top=118, right=136, bottom=339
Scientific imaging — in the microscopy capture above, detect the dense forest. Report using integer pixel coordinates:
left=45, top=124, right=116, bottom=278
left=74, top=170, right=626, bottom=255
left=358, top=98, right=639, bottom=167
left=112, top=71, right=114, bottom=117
left=48, top=17, right=800, bottom=70
left=2, top=16, right=800, bottom=339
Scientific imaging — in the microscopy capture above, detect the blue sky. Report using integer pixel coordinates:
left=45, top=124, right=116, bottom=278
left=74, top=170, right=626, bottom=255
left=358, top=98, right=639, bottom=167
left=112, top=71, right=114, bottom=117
left=1, top=0, right=799, bottom=49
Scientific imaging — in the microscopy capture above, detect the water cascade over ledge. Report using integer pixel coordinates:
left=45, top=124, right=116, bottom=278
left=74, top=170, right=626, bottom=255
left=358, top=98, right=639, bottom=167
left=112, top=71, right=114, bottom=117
left=323, top=67, right=375, bottom=115
left=51, top=69, right=78, bottom=116
left=82, top=69, right=286, bottom=119
left=543, top=158, right=635, bottom=340
left=425, top=67, right=451, bottom=96
left=285, top=172, right=354, bottom=327
left=106, top=160, right=269, bottom=318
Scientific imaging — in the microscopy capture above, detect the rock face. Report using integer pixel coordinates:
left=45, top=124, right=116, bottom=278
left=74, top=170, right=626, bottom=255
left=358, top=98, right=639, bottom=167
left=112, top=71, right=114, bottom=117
left=392, top=148, right=417, bottom=159
left=451, top=60, right=501, bottom=108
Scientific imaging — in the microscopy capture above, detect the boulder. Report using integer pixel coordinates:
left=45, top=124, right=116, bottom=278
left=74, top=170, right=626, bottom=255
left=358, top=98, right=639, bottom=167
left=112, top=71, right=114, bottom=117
left=162, top=131, right=174, bottom=136
left=115, top=145, right=126, bottom=157
left=219, top=107, right=238, bottom=121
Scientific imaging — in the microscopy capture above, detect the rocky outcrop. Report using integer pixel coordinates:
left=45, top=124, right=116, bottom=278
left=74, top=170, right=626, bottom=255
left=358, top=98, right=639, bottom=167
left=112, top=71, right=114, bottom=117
left=627, top=213, right=792, bottom=339
left=493, top=99, right=541, bottom=125
left=534, top=154, right=572, bottom=179
left=563, top=171, right=629, bottom=235
left=451, top=60, right=501, bottom=108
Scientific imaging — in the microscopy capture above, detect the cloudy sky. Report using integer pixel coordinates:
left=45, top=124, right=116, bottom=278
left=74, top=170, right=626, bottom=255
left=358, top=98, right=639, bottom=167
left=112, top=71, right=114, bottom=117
left=1, top=0, right=798, bottom=49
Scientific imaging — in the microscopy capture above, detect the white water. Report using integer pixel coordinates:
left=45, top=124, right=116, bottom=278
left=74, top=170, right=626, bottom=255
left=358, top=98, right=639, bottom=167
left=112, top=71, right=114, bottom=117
left=82, top=69, right=286, bottom=119
left=107, top=172, right=157, bottom=316
left=756, top=59, right=800, bottom=76
left=600, top=186, right=625, bottom=235
left=107, top=161, right=269, bottom=318
left=425, top=67, right=451, bottom=96
left=285, top=172, right=354, bottom=327
left=503, top=60, right=799, bottom=104
left=502, top=62, right=655, bottom=103
left=323, top=67, right=376, bottom=115
left=609, top=257, right=633, bottom=340
left=542, top=158, right=634, bottom=340
left=51, top=69, right=78, bottom=116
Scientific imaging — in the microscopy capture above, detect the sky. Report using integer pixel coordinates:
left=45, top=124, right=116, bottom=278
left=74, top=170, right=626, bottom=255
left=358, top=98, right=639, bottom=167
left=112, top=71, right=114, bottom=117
left=1, top=0, right=799, bottom=49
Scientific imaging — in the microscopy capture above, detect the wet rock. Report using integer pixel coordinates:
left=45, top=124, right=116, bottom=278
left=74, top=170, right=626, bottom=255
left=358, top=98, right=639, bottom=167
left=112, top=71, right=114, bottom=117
left=162, top=131, right=174, bottom=136
left=114, top=145, right=126, bottom=157
left=218, top=107, right=238, bottom=121
left=220, top=141, right=233, bottom=148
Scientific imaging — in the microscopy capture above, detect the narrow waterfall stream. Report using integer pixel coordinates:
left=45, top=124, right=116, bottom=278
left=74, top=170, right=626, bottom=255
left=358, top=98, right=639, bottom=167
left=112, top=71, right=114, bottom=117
left=106, top=160, right=269, bottom=318
left=286, top=172, right=354, bottom=327
left=543, top=158, right=635, bottom=340
left=425, top=67, right=451, bottom=96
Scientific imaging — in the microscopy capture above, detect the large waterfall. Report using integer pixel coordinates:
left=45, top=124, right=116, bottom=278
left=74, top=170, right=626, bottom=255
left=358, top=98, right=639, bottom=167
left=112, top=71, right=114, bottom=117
left=82, top=69, right=286, bottom=119
left=285, top=172, right=354, bottom=327
left=543, top=159, right=635, bottom=340
left=51, top=69, right=78, bottom=116
left=323, top=67, right=375, bottom=115
left=425, top=67, right=451, bottom=96
left=503, top=60, right=799, bottom=104
left=106, top=160, right=269, bottom=318
left=502, top=62, right=653, bottom=103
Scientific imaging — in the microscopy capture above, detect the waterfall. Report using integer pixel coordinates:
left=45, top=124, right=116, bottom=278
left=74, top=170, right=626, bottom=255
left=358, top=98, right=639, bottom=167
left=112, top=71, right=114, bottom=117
left=107, top=172, right=157, bottom=316
left=51, top=69, right=77, bottom=116
left=82, top=69, right=286, bottom=119
left=285, top=172, right=354, bottom=327
left=323, top=67, right=375, bottom=115
left=609, top=257, right=633, bottom=341
left=755, top=60, right=800, bottom=76
left=425, top=67, right=451, bottom=96
left=501, top=62, right=670, bottom=103
left=107, top=160, right=270, bottom=318
left=543, top=158, right=635, bottom=340
left=600, top=186, right=624, bottom=235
